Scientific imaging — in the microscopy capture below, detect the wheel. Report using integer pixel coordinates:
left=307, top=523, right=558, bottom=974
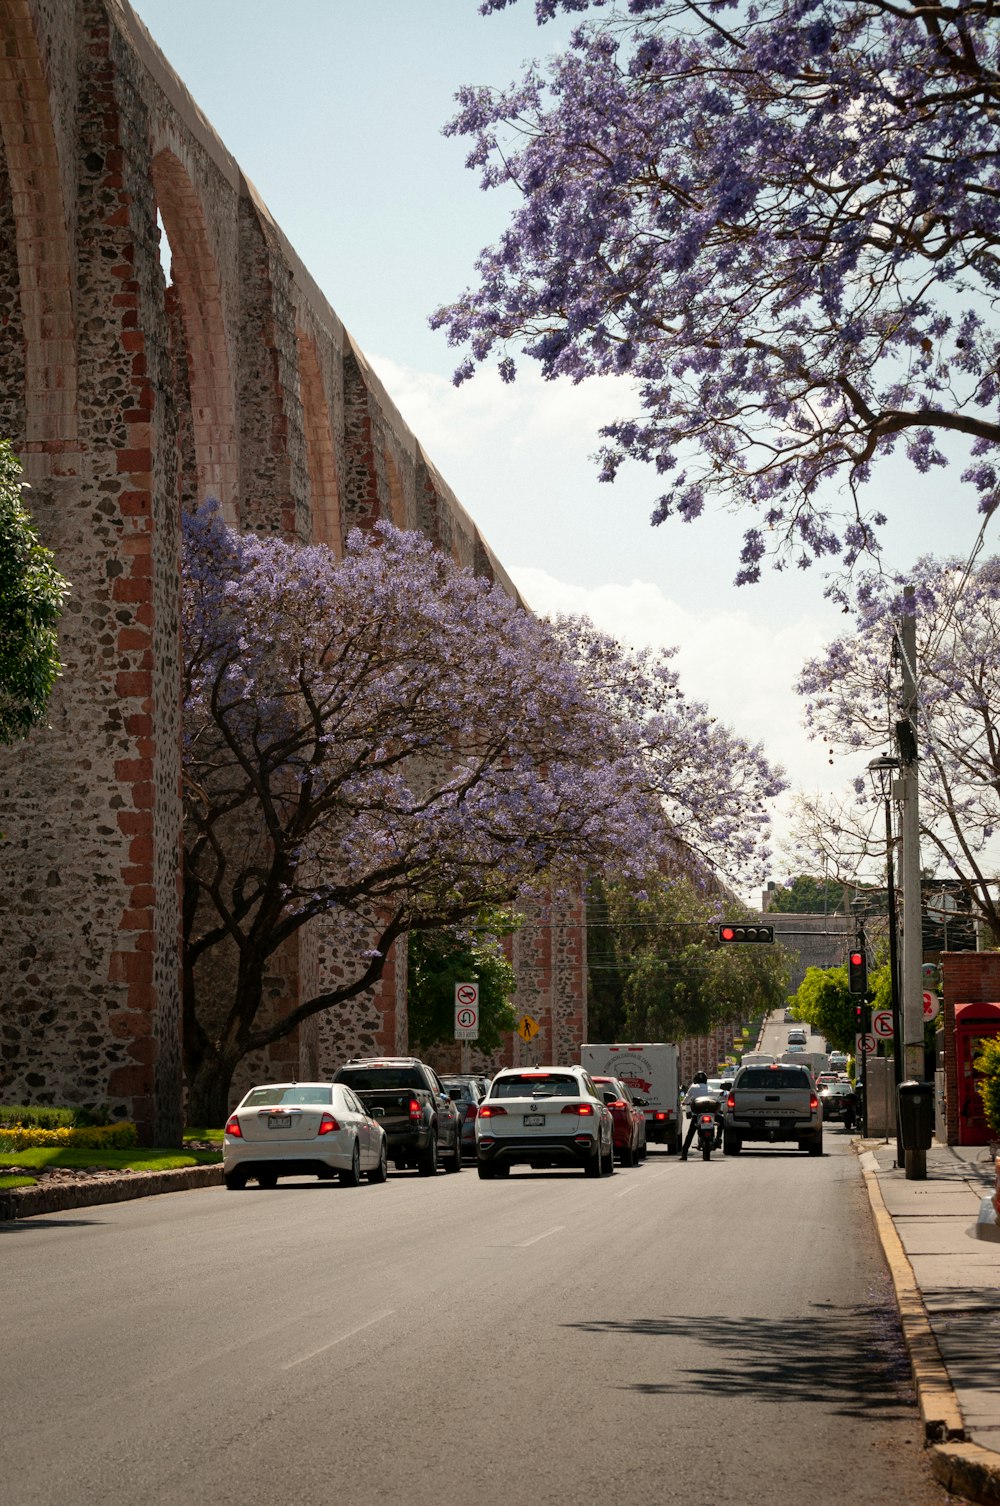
left=701, top=1140, right=712, bottom=1161
left=444, top=1132, right=463, bottom=1172
left=603, top=1137, right=615, bottom=1175
left=340, top=1140, right=362, bottom=1187
left=723, top=1135, right=742, bottom=1156
left=494, top=1162, right=510, bottom=1177
left=477, top=1161, right=495, bottom=1180
left=584, top=1142, right=604, bottom=1177
left=807, top=1133, right=824, bottom=1156
left=224, top=1169, right=248, bottom=1190
left=368, top=1138, right=388, bottom=1183
left=619, top=1140, right=634, bottom=1168
left=417, top=1132, right=438, bottom=1176
left=255, top=1169, right=278, bottom=1189
left=844, top=1116, right=855, bottom=1132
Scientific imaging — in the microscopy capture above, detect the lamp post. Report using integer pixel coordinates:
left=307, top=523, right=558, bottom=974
left=867, top=754, right=904, bottom=1164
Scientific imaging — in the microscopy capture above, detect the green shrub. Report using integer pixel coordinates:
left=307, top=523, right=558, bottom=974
left=974, top=1037, right=1000, bottom=1136
left=0, top=1104, right=76, bottom=1129
left=0, top=1121, right=138, bottom=1152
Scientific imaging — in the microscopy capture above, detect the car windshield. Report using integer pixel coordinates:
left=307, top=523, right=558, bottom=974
left=737, top=1068, right=811, bottom=1090
left=336, top=1067, right=424, bottom=1091
left=242, top=1085, right=332, bottom=1107
left=492, top=1073, right=580, bottom=1099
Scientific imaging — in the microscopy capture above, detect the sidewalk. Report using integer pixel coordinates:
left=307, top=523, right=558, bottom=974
left=859, top=1139, right=1000, bottom=1505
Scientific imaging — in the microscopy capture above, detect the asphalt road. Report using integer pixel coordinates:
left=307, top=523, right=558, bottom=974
left=4, top=1123, right=951, bottom=1506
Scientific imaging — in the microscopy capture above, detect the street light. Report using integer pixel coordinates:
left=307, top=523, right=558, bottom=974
left=867, top=754, right=903, bottom=1161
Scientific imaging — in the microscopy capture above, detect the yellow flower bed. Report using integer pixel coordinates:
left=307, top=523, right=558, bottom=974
left=0, top=1122, right=138, bottom=1151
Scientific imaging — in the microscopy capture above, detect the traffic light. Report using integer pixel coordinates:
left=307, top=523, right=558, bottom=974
left=719, top=924, right=774, bottom=944
left=848, top=948, right=868, bottom=996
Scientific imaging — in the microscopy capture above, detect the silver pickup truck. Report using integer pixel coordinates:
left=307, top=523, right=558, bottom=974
left=723, top=1062, right=823, bottom=1156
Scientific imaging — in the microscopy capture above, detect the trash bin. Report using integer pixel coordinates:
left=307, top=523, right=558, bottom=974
left=897, top=1079, right=934, bottom=1151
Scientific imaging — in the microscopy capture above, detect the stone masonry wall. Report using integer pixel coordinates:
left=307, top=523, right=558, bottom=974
left=0, top=0, right=578, bottom=1137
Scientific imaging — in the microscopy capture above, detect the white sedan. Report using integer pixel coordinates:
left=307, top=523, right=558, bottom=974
left=223, top=1082, right=388, bottom=1190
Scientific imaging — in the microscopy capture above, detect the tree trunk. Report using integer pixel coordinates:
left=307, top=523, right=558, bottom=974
left=185, top=1051, right=240, bottom=1130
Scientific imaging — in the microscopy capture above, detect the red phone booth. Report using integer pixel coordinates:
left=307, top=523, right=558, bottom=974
left=954, top=1001, right=1000, bottom=1145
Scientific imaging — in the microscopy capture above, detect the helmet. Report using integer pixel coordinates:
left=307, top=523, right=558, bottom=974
left=692, top=1071, right=708, bottom=1084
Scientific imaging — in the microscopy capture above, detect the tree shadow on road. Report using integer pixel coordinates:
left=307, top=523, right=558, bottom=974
left=565, top=1297, right=913, bottom=1419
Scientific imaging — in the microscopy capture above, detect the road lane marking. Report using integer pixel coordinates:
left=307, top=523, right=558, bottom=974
left=280, top=1308, right=395, bottom=1369
left=616, top=1170, right=671, bottom=1197
left=515, top=1225, right=564, bottom=1247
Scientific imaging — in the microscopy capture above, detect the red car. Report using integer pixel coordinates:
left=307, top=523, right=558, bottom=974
left=592, top=1075, right=647, bottom=1166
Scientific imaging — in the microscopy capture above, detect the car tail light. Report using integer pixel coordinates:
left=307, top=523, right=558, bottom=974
left=408, top=1097, right=422, bottom=1122
left=224, top=1115, right=242, bottom=1138
left=561, top=1102, right=595, bottom=1116
left=809, top=1093, right=819, bottom=1111
left=609, top=1099, right=627, bottom=1110
left=654, top=1111, right=666, bottom=1121
left=464, top=1103, right=479, bottom=1122
left=479, top=1104, right=506, bottom=1118
left=727, top=1092, right=735, bottom=1111
left=318, top=1113, right=340, bottom=1136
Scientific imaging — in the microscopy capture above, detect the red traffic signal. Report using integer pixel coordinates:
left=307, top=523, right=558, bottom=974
left=848, top=949, right=868, bottom=996
left=719, top=924, right=774, bottom=944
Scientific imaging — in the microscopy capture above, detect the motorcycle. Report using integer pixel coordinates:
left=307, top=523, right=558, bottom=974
left=691, top=1094, right=721, bottom=1161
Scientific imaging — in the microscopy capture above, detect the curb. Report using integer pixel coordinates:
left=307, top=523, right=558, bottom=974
left=0, top=1163, right=223, bottom=1221
left=858, top=1148, right=1000, bottom=1505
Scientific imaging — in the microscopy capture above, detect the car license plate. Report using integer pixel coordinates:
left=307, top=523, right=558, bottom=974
left=523, top=1114, right=545, bottom=1127
left=766, top=1119, right=780, bottom=1127
left=268, top=1116, right=290, bottom=1129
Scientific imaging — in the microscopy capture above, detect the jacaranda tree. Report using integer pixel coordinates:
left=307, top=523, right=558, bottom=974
left=433, top=0, right=1000, bottom=582
left=182, top=507, right=785, bottom=1123
left=552, top=615, right=785, bottom=881
left=796, top=555, right=1000, bottom=940
left=182, top=506, right=664, bottom=1123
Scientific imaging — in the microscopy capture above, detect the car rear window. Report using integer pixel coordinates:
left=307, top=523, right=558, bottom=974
left=737, top=1068, right=812, bottom=1090
left=242, top=1085, right=333, bottom=1107
left=493, top=1073, right=580, bottom=1099
left=335, top=1067, right=424, bottom=1091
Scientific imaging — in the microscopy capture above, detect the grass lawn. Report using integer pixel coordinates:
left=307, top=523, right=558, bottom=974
left=0, top=1145, right=222, bottom=1175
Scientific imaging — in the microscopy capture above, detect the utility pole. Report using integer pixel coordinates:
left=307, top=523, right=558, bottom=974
left=897, top=586, right=926, bottom=1178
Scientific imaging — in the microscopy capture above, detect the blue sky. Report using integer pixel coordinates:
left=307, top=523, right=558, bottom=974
left=129, top=0, right=992, bottom=892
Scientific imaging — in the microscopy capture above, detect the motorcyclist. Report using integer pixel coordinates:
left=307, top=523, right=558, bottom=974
left=680, top=1071, right=721, bottom=1160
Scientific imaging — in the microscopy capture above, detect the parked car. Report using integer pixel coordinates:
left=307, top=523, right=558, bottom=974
left=476, top=1066, right=614, bottom=1179
left=819, top=1080, right=858, bottom=1128
left=591, top=1075, right=646, bottom=1166
left=723, top=1062, right=823, bottom=1156
left=332, top=1057, right=462, bottom=1175
left=223, top=1081, right=388, bottom=1189
left=439, top=1074, right=483, bottom=1160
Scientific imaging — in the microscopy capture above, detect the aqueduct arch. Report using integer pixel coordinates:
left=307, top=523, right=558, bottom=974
left=150, top=146, right=237, bottom=521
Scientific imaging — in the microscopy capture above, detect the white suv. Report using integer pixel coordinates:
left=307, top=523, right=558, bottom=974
left=476, top=1066, right=615, bottom=1179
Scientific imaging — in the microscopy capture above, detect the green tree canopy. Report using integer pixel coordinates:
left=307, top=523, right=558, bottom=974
left=0, top=441, right=69, bottom=743
left=407, top=910, right=520, bottom=1057
left=588, top=875, right=790, bottom=1043
left=767, top=876, right=847, bottom=915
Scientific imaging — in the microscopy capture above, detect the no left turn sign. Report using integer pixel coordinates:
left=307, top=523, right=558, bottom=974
left=454, top=982, right=479, bottom=1040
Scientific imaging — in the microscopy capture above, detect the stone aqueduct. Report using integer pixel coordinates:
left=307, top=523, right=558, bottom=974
left=0, top=0, right=586, bottom=1142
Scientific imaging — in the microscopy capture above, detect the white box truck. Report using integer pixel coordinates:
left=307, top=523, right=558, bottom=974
left=580, top=1043, right=681, bottom=1153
